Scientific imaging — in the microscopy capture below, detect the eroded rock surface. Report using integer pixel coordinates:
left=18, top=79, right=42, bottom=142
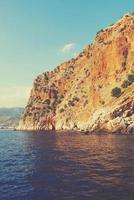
left=18, top=13, right=134, bottom=133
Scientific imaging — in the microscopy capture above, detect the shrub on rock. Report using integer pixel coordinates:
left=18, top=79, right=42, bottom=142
left=121, top=80, right=131, bottom=88
left=111, top=87, right=121, bottom=97
left=128, top=74, right=134, bottom=84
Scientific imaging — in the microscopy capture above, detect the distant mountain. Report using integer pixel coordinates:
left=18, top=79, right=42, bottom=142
left=0, top=108, right=24, bottom=129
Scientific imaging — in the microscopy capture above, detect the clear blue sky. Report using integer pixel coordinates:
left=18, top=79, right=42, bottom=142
left=0, top=0, right=134, bottom=107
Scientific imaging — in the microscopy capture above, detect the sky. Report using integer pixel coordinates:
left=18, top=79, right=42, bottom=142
left=0, top=0, right=134, bottom=107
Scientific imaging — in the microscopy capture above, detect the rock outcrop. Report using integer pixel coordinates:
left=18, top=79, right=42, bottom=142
left=18, top=13, right=134, bottom=133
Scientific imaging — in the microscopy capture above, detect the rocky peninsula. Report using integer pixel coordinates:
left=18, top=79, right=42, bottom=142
left=18, top=13, right=134, bottom=134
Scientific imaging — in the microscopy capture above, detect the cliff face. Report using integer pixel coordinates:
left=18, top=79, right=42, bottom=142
left=18, top=14, right=134, bottom=133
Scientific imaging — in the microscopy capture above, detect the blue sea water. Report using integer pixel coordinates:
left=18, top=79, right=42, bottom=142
left=0, top=130, right=134, bottom=200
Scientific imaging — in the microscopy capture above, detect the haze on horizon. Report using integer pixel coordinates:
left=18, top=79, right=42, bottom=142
left=0, top=0, right=134, bottom=107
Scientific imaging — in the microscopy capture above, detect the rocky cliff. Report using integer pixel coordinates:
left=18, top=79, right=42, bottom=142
left=18, top=13, right=134, bottom=133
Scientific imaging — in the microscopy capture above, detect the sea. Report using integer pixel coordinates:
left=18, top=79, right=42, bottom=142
left=0, top=130, right=134, bottom=200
